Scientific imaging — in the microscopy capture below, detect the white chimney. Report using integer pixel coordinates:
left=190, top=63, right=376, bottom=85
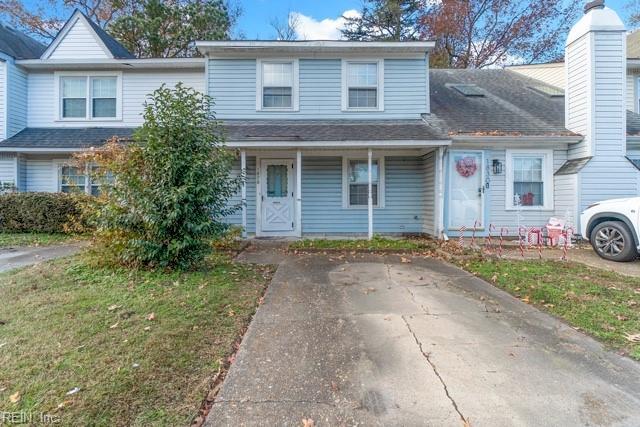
left=566, top=0, right=626, bottom=158
left=565, top=1, right=638, bottom=211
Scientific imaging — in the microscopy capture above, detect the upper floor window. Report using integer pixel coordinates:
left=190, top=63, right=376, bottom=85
left=57, top=73, right=121, bottom=120
left=342, top=60, right=384, bottom=111
left=257, top=60, right=299, bottom=111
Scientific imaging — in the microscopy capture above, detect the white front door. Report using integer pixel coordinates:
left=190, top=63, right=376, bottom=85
left=260, top=159, right=295, bottom=233
left=449, top=151, right=485, bottom=229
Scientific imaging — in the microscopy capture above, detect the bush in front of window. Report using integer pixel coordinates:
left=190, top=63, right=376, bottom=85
left=0, top=192, right=89, bottom=234
left=74, top=83, right=240, bottom=270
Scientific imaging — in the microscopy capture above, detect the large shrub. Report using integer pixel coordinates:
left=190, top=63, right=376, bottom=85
left=77, top=84, right=240, bottom=269
left=0, top=192, right=85, bottom=233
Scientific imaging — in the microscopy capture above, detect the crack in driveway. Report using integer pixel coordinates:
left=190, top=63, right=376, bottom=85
left=401, top=315, right=468, bottom=425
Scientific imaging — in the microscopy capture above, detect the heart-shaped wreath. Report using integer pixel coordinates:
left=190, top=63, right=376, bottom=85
left=456, top=156, right=477, bottom=178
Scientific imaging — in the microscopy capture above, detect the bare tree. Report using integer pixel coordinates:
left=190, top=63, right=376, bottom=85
left=270, top=11, right=300, bottom=41
left=422, top=0, right=582, bottom=68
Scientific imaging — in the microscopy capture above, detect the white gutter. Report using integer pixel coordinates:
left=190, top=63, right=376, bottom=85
left=195, top=40, right=435, bottom=49
left=16, top=58, right=205, bottom=70
left=451, top=135, right=584, bottom=144
left=224, top=140, right=451, bottom=149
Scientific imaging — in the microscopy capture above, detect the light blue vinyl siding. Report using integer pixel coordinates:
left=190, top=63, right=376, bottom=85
left=208, top=58, right=427, bottom=120
left=301, top=156, right=425, bottom=234
left=6, top=62, right=27, bottom=138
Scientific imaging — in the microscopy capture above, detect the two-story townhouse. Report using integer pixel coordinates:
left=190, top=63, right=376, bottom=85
left=0, top=9, right=205, bottom=194
left=0, top=1, right=638, bottom=242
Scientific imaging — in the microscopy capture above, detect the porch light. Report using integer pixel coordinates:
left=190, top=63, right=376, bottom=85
left=492, top=159, right=503, bottom=175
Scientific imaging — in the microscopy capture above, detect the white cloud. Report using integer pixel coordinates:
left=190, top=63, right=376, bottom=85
left=291, top=9, right=360, bottom=40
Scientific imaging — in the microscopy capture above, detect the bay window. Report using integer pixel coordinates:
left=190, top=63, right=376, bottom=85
left=505, top=150, right=553, bottom=210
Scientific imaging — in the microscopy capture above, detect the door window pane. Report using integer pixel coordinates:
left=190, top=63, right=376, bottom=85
left=267, top=165, right=288, bottom=197
left=512, top=156, right=544, bottom=206
left=61, top=77, right=86, bottom=118
left=348, top=159, right=378, bottom=206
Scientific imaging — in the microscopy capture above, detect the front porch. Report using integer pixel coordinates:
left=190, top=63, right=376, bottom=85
left=228, top=145, right=447, bottom=239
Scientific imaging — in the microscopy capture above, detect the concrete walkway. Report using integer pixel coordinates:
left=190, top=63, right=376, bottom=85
left=206, top=250, right=640, bottom=427
left=0, top=242, right=85, bottom=273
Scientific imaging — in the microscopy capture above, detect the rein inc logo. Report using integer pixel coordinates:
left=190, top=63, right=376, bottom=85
left=0, top=411, right=60, bottom=424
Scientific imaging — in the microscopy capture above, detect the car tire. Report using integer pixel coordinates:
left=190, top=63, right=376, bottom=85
left=590, top=221, right=638, bottom=262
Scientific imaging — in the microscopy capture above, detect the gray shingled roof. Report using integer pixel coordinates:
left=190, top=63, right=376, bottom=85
left=223, top=119, right=448, bottom=141
left=79, top=11, right=134, bottom=59
left=0, top=24, right=46, bottom=59
left=0, top=128, right=135, bottom=149
left=431, top=68, right=640, bottom=137
left=430, top=69, right=573, bottom=136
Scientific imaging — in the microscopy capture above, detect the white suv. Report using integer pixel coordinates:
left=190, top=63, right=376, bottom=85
left=580, top=197, right=640, bottom=262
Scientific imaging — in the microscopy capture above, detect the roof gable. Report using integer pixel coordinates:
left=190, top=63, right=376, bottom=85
left=42, top=10, right=134, bottom=60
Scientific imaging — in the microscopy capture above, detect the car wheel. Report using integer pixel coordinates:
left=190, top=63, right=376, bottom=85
left=590, top=221, right=638, bottom=262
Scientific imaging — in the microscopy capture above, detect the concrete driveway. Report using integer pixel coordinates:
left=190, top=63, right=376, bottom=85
left=206, top=250, right=640, bottom=427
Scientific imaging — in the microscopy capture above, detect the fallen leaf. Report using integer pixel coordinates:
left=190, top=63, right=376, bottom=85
left=490, top=274, right=498, bottom=283
left=144, top=326, right=151, bottom=331
left=9, top=391, right=20, bottom=403
left=522, top=296, right=530, bottom=304
left=228, top=310, right=235, bottom=317
left=302, top=419, right=315, bottom=427
left=624, top=333, right=640, bottom=343
left=617, top=315, right=629, bottom=321
left=132, top=363, right=140, bottom=369
left=400, top=257, right=411, bottom=263
left=109, top=322, right=119, bottom=329
left=107, top=304, right=120, bottom=312
left=146, top=312, right=155, bottom=321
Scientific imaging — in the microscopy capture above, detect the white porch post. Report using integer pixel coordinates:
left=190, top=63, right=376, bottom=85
left=435, top=147, right=445, bottom=238
left=240, top=149, right=247, bottom=238
left=296, top=149, right=302, bottom=237
left=368, top=148, right=373, bottom=240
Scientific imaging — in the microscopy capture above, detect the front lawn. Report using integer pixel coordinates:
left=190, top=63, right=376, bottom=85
left=0, top=255, right=274, bottom=426
left=0, top=232, right=79, bottom=248
left=459, top=258, right=640, bottom=360
left=289, top=235, right=435, bottom=251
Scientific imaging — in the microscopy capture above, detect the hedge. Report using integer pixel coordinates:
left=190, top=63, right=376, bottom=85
left=0, top=192, right=85, bottom=234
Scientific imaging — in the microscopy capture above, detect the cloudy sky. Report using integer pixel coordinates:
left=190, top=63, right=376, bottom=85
left=236, top=0, right=632, bottom=40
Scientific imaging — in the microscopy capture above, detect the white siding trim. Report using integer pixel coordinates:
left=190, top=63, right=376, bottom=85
left=255, top=58, right=299, bottom=112
left=505, top=149, right=554, bottom=211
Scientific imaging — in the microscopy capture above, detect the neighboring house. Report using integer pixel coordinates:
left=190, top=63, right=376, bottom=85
left=0, top=3, right=637, bottom=239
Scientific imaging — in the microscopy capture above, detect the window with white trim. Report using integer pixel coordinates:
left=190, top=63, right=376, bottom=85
left=258, top=60, right=298, bottom=110
left=342, top=157, right=385, bottom=208
left=59, top=74, right=120, bottom=120
left=342, top=61, right=383, bottom=110
left=59, top=165, right=86, bottom=194
left=506, top=150, right=553, bottom=210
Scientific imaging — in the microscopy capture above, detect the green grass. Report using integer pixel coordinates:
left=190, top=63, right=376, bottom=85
left=458, top=258, right=640, bottom=360
left=289, top=235, right=436, bottom=251
left=0, top=233, right=80, bottom=248
left=0, top=254, right=274, bottom=426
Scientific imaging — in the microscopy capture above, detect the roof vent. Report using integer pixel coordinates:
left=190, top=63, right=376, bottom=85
left=584, top=0, right=604, bottom=14
left=447, top=84, right=485, bottom=97
left=528, top=85, right=564, bottom=97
